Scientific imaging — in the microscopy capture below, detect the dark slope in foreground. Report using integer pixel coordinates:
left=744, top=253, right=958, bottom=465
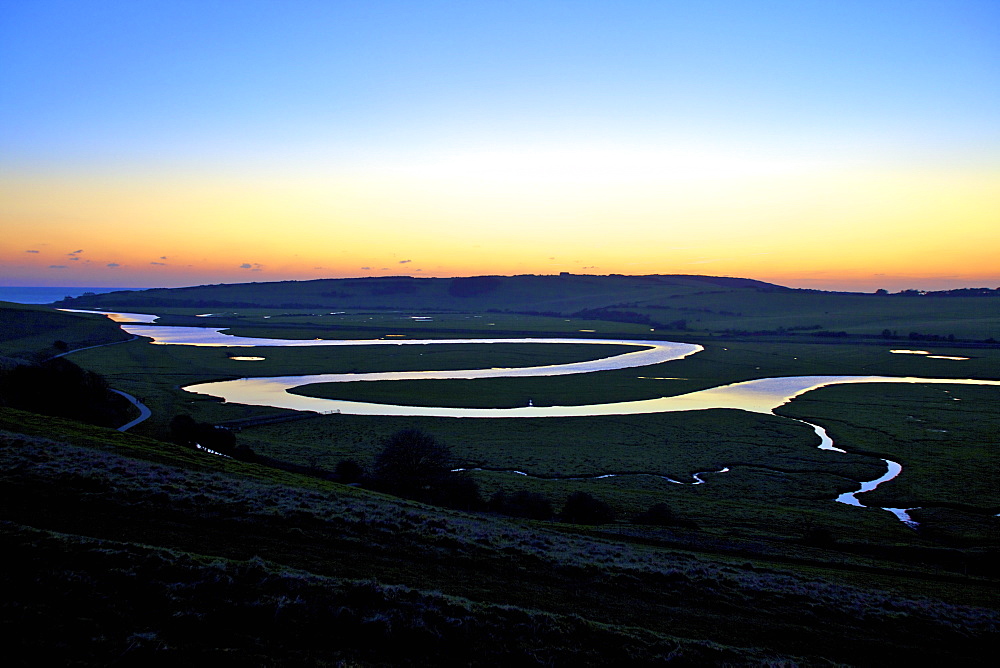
left=2, top=408, right=997, bottom=666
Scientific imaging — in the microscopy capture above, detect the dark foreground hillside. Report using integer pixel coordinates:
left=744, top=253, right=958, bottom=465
left=2, top=408, right=997, bottom=666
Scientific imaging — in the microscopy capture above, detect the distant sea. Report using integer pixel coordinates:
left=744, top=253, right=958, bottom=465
left=0, top=286, right=144, bottom=305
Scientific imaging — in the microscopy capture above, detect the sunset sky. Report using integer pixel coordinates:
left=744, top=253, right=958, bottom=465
left=2, top=1, right=997, bottom=291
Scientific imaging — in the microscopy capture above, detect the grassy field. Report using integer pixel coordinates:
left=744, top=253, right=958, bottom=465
left=291, top=338, right=1000, bottom=408
left=57, top=273, right=1000, bottom=339
left=777, top=383, right=1000, bottom=547
left=66, top=338, right=645, bottom=430
left=233, top=408, right=909, bottom=544
left=0, top=301, right=131, bottom=359
left=629, top=289, right=1000, bottom=339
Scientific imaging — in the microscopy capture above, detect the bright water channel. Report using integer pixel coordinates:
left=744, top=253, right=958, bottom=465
left=70, top=309, right=1000, bottom=527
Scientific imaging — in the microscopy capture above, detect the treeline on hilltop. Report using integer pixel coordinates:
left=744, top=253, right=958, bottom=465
left=53, top=295, right=330, bottom=309
left=874, top=287, right=1000, bottom=297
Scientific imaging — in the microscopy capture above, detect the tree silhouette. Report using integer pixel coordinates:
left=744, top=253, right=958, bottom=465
left=372, top=429, right=453, bottom=496
left=489, top=490, right=554, bottom=520
left=559, top=491, right=614, bottom=525
left=334, top=458, right=364, bottom=483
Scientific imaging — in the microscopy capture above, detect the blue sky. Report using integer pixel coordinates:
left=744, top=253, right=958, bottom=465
left=2, top=1, right=998, bottom=289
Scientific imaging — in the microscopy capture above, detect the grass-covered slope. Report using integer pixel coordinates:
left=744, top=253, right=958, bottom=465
left=2, top=408, right=998, bottom=665
left=54, top=273, right=785, bottom=312
left=54, top=272, right=1000, bottom=340
left=0, top=301, right=131, bottom=359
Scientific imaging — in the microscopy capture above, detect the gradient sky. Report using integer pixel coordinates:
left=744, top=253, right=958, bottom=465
left=2, top=0, right=997, bottom=291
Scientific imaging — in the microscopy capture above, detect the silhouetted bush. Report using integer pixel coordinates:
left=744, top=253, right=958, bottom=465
left=425, top=476, right=483, bottom=511
left=631, top=502, right=676, bottom=526
left=368, top=429, right=482, bottom=510
left=334, top=459, right=365, bottom=483
left=371, top=429, right=453, bottom=496
left=631, top=502, right=699, bottom=529
left=489, top=490, right=554, bottom=520
left=559, top=491, right=614, bottom=525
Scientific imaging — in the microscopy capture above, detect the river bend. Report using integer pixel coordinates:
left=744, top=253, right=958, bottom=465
left=68, top=309, right=1000, bottom=525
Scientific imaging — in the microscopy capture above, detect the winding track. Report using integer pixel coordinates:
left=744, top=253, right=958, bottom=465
left=47, top=333, right=150, bottom=431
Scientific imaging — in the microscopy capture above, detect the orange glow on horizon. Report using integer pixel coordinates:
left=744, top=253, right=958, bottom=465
left=2, top=150, right=998, bottom=292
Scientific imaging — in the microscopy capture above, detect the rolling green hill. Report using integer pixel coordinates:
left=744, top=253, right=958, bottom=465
left=55, top=273, right=783, bottom=311
left=54, top=273, right=1000, bottom=340
left=0, top=301, right=132, bottom=360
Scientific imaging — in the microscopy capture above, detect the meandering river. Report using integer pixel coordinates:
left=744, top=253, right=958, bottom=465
left=69, top=309, right=1000, bottom=526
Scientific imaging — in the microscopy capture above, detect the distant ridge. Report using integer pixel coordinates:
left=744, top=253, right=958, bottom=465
left=53, top=273, right=790, bottom=312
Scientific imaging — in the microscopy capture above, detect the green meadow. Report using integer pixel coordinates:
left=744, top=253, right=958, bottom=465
left=57, top=273, right=1000, bottom=340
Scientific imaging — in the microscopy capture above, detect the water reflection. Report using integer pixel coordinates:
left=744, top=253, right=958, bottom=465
left=890, top=349, right=968, bottom=360
left=185, top=373, right=1000, bottom=418
left=116, top=322, right=701, bottom=373
left=59, top=308, right=159, bottom=324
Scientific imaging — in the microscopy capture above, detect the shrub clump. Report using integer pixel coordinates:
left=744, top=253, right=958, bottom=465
left=559, top=492, right=614, bottom=525
left=488, top=490, right=555, bottom=520
left=631, top=502, right=699, bottom=529
left=369, top=429, right=481, bottom=510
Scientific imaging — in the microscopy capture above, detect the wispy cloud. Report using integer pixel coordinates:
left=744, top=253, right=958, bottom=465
left=399, top=259, right=412, bottom=264
left=150, top=261, right=167, bottom=266
left=239, top=262, right=263, bottom=272
left=68, top=249, right=83, bottom=255
left=361, top=266, right=371, bottom=270
left=106, top=262, right=120, bottom=268
left=49, top=265, right=67, bottom=269
left=25, top=249, right=39, bottom=254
